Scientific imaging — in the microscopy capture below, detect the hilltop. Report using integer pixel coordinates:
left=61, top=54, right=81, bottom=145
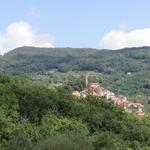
left=2, top=46, right=150, bottom=75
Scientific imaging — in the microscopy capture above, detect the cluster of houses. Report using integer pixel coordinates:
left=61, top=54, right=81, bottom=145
left=72, top=82, right=145, bottom=116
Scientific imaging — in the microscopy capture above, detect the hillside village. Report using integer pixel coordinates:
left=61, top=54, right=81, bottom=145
left=72, top=75, right=145, bottom=116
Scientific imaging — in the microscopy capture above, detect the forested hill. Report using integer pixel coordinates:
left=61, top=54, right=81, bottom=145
left=1, top=46, right=150, bottom=75
left=1, top=46, right=150, bottom=101
left=1, top=47, right=98, bottom=74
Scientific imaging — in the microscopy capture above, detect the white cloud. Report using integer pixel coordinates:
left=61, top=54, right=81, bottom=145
left=100, top=28, right=150, bottom=50
left=0, top=21, right=54, bottom=54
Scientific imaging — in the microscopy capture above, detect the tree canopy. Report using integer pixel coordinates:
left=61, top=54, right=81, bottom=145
left=0, top=72, right=150, bottom=149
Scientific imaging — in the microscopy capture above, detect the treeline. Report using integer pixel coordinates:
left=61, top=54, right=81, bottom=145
left=1, top=73, right=150, bottom=149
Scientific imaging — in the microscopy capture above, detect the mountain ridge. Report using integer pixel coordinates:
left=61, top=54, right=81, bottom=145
left=2, top=46, right=150, bottom=74
left=4, top=45, right=150, bottom=55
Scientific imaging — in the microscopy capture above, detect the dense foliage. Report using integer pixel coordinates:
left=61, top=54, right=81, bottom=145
left=1, top=73, right=150, bottom=149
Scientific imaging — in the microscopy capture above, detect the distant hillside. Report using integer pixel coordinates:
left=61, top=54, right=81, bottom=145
left=2, top=46, right=98, bottom=74
left=2, top=46, right=150, bottom=75
left=1, top=46, right=150, bottom=105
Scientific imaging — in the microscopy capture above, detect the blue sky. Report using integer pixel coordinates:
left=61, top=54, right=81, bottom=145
left=1, top=0, right=150, bottom=53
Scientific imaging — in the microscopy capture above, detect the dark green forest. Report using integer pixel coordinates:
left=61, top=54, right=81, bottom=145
left=1, top=72, right=150, bottom=150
